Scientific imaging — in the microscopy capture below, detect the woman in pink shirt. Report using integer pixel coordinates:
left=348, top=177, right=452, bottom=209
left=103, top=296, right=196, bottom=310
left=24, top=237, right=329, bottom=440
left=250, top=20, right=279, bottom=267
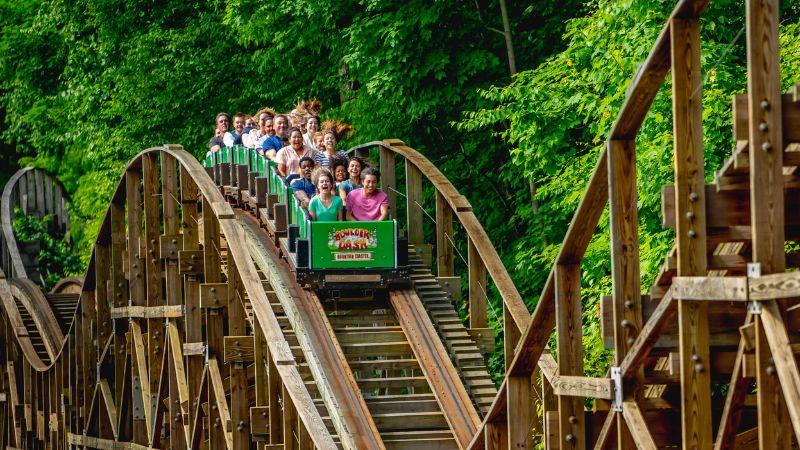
left=346, top=167, right=390, bottom=221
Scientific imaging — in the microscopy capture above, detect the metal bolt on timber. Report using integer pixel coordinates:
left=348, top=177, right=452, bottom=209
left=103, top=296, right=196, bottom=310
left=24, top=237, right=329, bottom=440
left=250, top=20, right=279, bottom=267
left=760, top=99, right=770, bottom=110
left=689, top=192, right=699, bottom=202
left=624, top=300, right=633, bottom=309
left=688, top=230, right=697, bottom=238
left=568, top=415, right=578, bottom=424
left=762, top=142, right=773, bottom=152
left=566, top=434, right=576, bottom=443
left=686, top=211, right=695, bottom=220
left=767, top=366, right=777, bottom=376
left=759, top=121, right=769, bottom=132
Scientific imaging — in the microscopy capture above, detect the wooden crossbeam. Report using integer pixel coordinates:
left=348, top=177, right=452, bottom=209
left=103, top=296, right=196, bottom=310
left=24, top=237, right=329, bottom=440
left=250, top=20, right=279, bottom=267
left=110, top=305, right=184, bottom=319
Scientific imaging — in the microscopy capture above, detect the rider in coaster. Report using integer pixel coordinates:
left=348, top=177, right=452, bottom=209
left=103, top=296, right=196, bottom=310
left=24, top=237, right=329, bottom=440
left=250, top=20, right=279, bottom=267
left=338, top=157, right=363, bottom=208
left=308, top=168, right=343, bottom=221
left=275, top=127, right=318, bottom=179
left=290, top=157, right=316, bottom=208
left=330, top=157, right=348, bottom=191
left=346, top=167, right=389, bottom=221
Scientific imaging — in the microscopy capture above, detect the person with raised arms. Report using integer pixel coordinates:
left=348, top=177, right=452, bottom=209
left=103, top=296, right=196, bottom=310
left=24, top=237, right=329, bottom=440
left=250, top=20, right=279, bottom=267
left=346, top=167, right=389, bottom=221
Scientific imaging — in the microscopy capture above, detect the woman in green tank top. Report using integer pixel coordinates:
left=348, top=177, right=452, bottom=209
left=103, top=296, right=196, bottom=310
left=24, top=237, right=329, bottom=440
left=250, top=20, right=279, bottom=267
left=308, top=168, right=343, bottom=221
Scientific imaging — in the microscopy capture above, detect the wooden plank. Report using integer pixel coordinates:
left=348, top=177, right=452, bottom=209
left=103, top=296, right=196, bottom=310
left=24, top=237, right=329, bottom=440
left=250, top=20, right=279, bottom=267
left=406, top=162, right=424, bottom=247
left=749, top=271, right=800, bottom=300
left=389, top=289, right=481, bottom=448
left=468, top=239, right=488, bottom=329
left=110, top=305, right=184, bottom=319
left=714, top=317, right=752, bottom=450
left=759, top=300, right=800, bottom=444
left=550, top=376, right=613, bottom=400
left=484, top=419, right=508, bottom=450
left=224, top=336, right=255, bottom=363
left=435, top=190, right=454, bottom=277
left=671, top=276, right=748, bottom=301
left=555, top=264, right=585, bottom=449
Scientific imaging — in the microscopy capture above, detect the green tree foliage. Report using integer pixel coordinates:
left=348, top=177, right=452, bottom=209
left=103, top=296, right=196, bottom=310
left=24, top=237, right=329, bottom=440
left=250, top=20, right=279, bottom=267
left=12, top=209, right=83, bottom=289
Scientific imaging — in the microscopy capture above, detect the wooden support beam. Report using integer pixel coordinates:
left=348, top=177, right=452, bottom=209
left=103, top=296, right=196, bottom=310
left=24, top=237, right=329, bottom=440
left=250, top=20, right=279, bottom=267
left=759, top=301, right=800, bottom=444
left=746, top=0, right=788, bottom=448
left=435, top=190, right=454, bottom=277
left=379, top=146, right=397, bottom=217
left=671, top=16, right=713, bottom=450
left=621, top=400, right=658, bottom=450
left=507, top=375, right=532, bottom=450
left=98, top=380, right=119, bottom=439
left=130, top=321, right=152, bottom=435
left=468, top=239, right=488, bottom=329
left=608, top=138, right=640, bottom=449
left=555, top=264, right=585, bottom=449
left=732, top=93, right=800, bottom=142
left=592, top=412, right=615, bottom=450
left=208, top=358, right=234, bottom=450
left=671, top=277, right=748, bottom=301
left=619, top=290, right=676, bottom=378
left=110, top=305, right=184, bottom=319
left=406, top=162, right=424, bottom=246
left=142, top=153, right=165, bottom=400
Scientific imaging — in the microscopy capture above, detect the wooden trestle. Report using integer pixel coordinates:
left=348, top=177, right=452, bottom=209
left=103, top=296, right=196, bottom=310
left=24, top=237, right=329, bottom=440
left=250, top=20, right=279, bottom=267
left=1, top=0, right=799, bottom=449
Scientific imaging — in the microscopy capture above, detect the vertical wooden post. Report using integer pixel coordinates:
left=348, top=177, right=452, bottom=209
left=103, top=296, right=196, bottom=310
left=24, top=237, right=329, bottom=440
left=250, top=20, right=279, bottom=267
left=268, top=349, right=283, bottom=444
left=468, top=239, right=487, bottom=329
left=504, top=305, right=521, bottom=371
left=607, top=139, right=641, bottom=448
left=379, top=146, right=396, bottom=218
left=555, top=264, right=584, bottom=450
left=746, top=0, right=787, bottom=448
left=110, top=195, right=131, bottom=441
left=507, top=374, right=532, bottom=449
left=227, top=262, right=249, bottom=450
left=283, top=384, right=299, bottom=450
left=202, top=198, right=225, bottom=450
left=179, top=166, right=202, bottom=440
left=126, top=161, right=145, bottom=447
left=435, top=191, right=454, bottom=277
left=484, top=419, right=508, bottom=450
left=160, top=151, right=186, bottom=450
left=671, top=17, right=712, bottom=450
left=406, top=162, right=424, bottom=247
left=142, top=153, right=164, bottom=402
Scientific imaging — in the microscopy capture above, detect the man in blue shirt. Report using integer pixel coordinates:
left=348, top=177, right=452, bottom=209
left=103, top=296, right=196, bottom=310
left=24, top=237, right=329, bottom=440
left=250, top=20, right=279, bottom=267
left=291, top=157, right=316, bottom=208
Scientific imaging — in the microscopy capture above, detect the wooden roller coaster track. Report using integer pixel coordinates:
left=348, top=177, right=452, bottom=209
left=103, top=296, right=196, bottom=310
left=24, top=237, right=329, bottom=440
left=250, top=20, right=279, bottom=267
left=1, top=0, right=799, bottom=448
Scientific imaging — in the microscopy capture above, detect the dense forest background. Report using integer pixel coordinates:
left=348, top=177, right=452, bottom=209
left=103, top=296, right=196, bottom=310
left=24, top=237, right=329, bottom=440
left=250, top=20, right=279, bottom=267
left=2, top=0, right=799, bottom=377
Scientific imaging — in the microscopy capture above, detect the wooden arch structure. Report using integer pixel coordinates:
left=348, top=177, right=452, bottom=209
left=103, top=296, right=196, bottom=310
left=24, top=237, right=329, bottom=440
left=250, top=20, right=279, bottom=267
left=0, top=0, right=799, bottom=449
